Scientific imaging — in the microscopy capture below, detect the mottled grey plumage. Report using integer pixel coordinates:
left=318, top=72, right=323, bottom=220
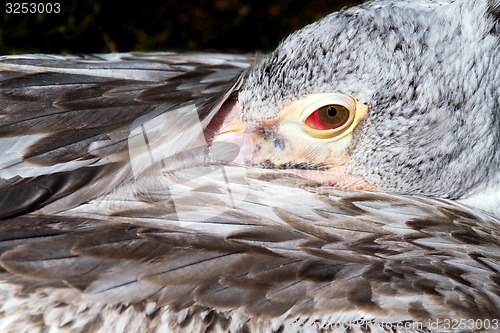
left=0, top=0, right=499, bottom=333
left=239, top=0, right=500, bottom=210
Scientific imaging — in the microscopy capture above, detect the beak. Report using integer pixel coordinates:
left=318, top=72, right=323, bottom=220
left=213, top=97, right=247, bottom=137
left=216, top=116, right=247, bottom=136
left=207, top=99, right=250, bottom=165
left=205, top=99, right=247, bottom=141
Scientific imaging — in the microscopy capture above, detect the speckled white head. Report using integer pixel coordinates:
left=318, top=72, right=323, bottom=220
left=235, top=0, right=500, bottom=212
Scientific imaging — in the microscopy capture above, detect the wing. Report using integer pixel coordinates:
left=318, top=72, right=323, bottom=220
left=0, top=52, right=250, bottom=218
left=1, top=52, right=500, bottom=333
left=1, top=164, right=500, bottom=332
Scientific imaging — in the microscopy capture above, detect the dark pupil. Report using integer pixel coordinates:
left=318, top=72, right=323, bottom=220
left=318, top=104, right=350, bottom=128
left=327, top=107, right=337, bottom=117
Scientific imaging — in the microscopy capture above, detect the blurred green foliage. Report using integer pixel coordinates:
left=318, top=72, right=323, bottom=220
left=1, top=0, right=367, bottom=55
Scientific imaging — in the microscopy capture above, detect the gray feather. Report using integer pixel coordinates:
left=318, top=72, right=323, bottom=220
left=1, top=1, right=500, bottom=332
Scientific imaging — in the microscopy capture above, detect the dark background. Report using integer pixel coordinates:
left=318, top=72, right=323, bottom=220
left=1, top=0, right=366, bottom=55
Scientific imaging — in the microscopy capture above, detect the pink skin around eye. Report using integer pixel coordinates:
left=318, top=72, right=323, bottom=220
left=304, top=110, right=335, bottom=130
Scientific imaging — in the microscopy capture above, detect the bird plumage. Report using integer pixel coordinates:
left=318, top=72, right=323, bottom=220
left=238, top=0, right=500, bottom=210
left=0, top=0, right=499, bottom=332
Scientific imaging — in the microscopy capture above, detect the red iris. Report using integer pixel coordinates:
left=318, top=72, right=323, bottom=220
left=304, top=104, right=350, bottom=130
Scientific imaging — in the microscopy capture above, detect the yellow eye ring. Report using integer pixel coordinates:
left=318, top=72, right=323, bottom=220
left=298, top=93, right=367, bottom=140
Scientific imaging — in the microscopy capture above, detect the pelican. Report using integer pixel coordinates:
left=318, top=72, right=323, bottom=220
left=1, top=0, right=499, bottom=332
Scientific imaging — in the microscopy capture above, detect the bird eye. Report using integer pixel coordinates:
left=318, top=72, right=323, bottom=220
left=304, top=104, right=350, bottom=130
left=296, top=93, right=366, bottom=140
